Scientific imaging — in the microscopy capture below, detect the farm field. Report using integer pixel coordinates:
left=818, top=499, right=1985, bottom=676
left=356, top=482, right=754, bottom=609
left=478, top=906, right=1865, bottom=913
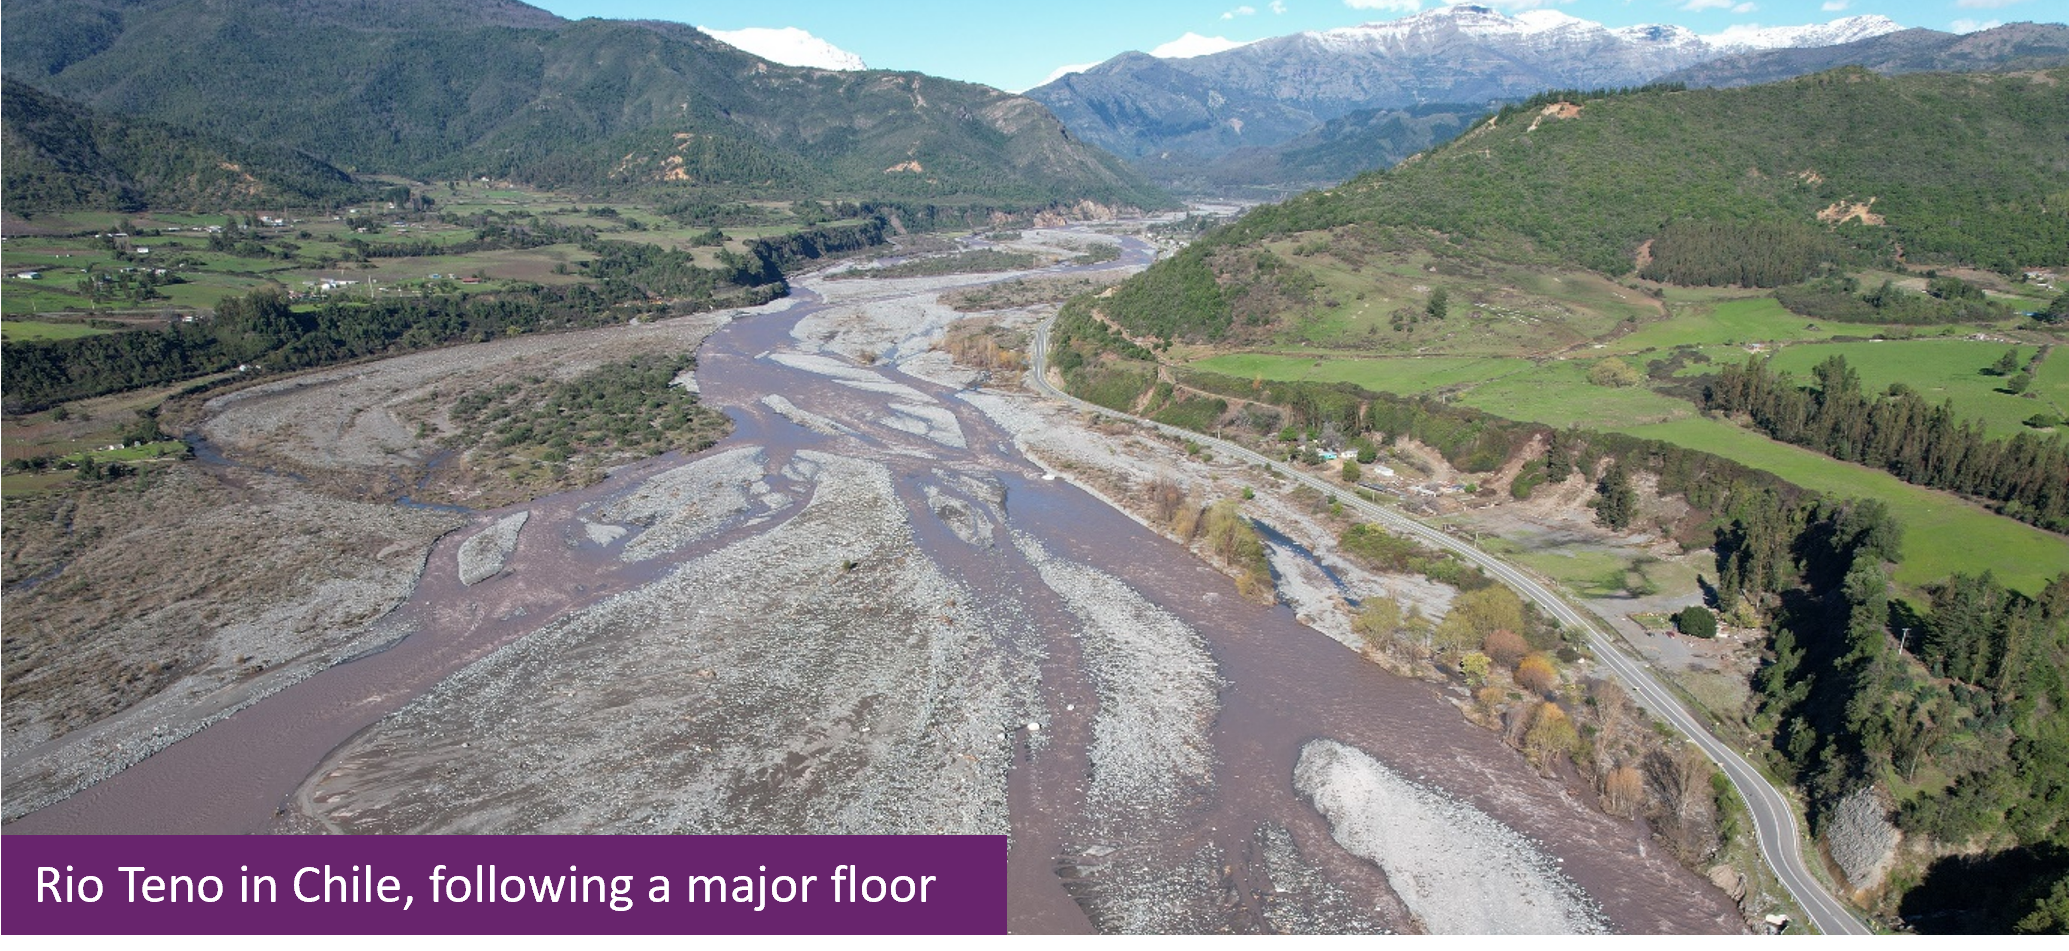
left=0, top=319, right=116, bottom=341
left=0, top=182, right=843, bottom=318
left=1757, top=339, right=2065, bottom=439
left=1193, top=352, right=1534, bottom=395
left=1621, top=417, right=2067, bottom=594
left=1200, top=292, right=2069, bottom=595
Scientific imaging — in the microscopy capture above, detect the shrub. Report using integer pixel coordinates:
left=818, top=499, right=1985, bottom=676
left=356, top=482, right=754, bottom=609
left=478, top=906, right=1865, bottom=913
left=1516, top=653, right=1559, bottom=694
left=1675, top=605, right=1718, bottom=639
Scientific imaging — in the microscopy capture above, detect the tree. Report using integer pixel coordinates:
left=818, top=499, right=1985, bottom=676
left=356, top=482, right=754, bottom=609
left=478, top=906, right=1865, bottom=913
left=1992, top=347, right=2022, bottom=376
left=1352, top=595, right=1403, bottom=655
left=1593, top=459, right=1637, bottom=530
left=1516, top=652, right=1559, bottom=694
left=1483, top=628, right=1530, bottom=668
left=1675, top=605, right=1718, bottom=638
left=2007, top=371, right=2032, bottom=395
left=1461, top=650, right=1493, bottom=686
left=1603, top=765, right=1645, bottom=818
left=1340, top=457, right=1362, bottom=483
left=1524, top=703, right=1579, bottom=769
left=1426, top=286, right=1450, bottom=321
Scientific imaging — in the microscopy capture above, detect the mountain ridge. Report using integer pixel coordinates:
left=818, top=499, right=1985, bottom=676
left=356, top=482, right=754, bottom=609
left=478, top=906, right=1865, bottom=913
left=1024, top=5, right=2069, bottom=195
left=2, top=0, right=1168, bottom=210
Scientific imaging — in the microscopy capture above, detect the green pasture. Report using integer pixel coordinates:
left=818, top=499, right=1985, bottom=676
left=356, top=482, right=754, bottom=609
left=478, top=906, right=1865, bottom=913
left=1623, top=417, right=2066, bottom=594
left=0, top=319, right=116, bottom=341
left=1758, top=339, right=2067, bottom=439
left=1194, top=352, right=1534, bottom=395
left=1220, top=345, right=2067, bottom=593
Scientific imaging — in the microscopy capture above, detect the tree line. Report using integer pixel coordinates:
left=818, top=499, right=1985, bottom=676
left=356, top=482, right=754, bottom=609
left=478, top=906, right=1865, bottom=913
left=1703, top=355, right=2069, bottom=532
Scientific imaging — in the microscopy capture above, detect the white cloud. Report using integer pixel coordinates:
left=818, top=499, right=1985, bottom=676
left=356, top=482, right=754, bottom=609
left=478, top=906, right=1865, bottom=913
left=1955, top=0, right=2028, bottom=8
left=1222, top=5, right=1257, bottom=18
left=1819, top=0, right=1849, bottom=10
left=1034, top=61, right=1102, bottom=88
left=1344, top=0, right=1422, bottom=11
left=1950, top=17, right=2004, bottom=32
left=1150, top=32, right=1255, bottom=57
left=699, top=26, right=867, bottom=71
left=1271, top=0, right=1289, bottom=12
left=1732, top=1, right=1757, bottom=12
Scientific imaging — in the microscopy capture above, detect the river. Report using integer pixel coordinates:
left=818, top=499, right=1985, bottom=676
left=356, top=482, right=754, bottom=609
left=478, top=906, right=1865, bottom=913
left=4, top=231, right=1739, bottom=934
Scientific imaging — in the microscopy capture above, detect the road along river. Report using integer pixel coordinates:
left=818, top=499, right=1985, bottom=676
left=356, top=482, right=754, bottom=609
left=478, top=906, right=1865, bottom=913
left=6, top=232, right=1741, bottom=933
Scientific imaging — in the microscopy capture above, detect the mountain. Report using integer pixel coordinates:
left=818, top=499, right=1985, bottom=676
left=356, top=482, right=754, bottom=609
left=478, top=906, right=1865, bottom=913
left=1085, top=67, right=2069, bottom=346
left=1024, top=4, right=1907, bottom=190
left=1662, top=21, right=2069, bottom=89
left=2, top=80, right=368, bottom=215
left=700, top=26, right=867, bottom=71
left=1145, top=102, right=1488, bottom=199
left=1, top=0, right=1166, bottom=210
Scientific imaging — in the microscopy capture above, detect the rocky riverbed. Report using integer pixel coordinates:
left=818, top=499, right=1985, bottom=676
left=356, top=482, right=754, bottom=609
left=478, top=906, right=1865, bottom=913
left=7, top=228, right=1742, bottom=934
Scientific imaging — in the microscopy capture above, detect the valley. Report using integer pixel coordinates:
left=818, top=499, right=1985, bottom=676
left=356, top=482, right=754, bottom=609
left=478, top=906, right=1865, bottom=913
left=6, top=0, right=2069, bottom=937
left=5, top=228, right=1752, bottom=933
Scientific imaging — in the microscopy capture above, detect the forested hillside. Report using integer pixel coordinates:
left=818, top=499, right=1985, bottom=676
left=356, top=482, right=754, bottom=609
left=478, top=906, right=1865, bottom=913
left=1152, top=67, right=2069, bottom=318
left=2, top=81, right=370, bottom=215
left=1, top=0, right=1167, bottom=209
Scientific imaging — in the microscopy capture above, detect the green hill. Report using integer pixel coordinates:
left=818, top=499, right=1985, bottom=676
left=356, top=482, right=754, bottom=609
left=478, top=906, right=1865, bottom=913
left=2, top=80, right=370, bottom=215
left=1120, top=68, right=2067, bottom=346
left=1053, top=68, right=2069, bottom=931
left=1, top=0, right=1166, bottom=210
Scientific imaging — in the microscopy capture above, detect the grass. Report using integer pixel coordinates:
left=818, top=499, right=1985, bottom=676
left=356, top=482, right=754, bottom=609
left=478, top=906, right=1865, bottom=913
left=1623, top=417, right=2066, bottom=594
left=1267, top=249, right=1651, bottom=354
left=1606, top=295, right=2002, bottom=354
left=1459, top=359, right=1698, bottom=429
left=1193, top=352, right=1535, bottom=394
left=0, top=319, right=116, bottom=341
left=1220, top=342, right=2067, bottom=594
left=1758, top=339, right=2066, bottom=439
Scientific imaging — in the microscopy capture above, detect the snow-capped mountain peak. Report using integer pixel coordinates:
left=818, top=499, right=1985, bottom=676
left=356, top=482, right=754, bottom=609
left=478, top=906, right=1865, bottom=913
left=1702, top=15, right=1904, bottom=52
left=1300, top=4, right=1900, bottom=58
left=701, top=26, right=867, bottom=71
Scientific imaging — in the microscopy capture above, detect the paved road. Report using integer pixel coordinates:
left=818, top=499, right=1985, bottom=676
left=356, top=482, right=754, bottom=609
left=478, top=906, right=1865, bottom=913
left=1023, top=315, right=1870, bottom=935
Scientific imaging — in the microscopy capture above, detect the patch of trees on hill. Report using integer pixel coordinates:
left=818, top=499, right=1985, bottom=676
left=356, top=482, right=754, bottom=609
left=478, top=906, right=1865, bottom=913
left=1638, top=219, right=1849, bottom=287
left=1704, top=355, right=2069, bottom=532
left=1775, top=273, right=2013, bottom=324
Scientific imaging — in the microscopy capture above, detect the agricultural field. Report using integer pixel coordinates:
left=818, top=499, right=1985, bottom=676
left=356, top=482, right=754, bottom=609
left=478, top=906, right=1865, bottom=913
left=0, top=181, right=843, bottom=319
left=1758, top=339, right=2065, bottom=439
left=0, top=319, right=116, bottom=341
left=1253, top=243, right=1656, bottom=354
left=1195, top=290, right=2069, bottom=594
left=1195, top=352, right=1536, bottom=396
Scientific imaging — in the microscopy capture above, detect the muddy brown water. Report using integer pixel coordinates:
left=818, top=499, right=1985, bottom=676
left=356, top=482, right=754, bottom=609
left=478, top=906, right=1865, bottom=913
left=5, top=241, right=1736, bottom=934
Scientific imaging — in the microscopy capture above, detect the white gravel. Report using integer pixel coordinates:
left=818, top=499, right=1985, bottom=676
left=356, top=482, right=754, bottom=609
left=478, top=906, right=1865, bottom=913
left=457, top=511, right=529, bottom=585
left=1295, top=739, right=1609, bottom=935
left=595, top=446, right=771, bottom=562
left=1014, top=531, right=1220, bottom=811
left=760, top=394, right=855, bottom=437
left=300, top=450, right=1013, bottom=835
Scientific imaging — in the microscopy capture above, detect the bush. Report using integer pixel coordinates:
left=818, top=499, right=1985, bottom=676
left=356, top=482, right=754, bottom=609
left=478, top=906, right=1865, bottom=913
left=1516, top=653, right=1559, bottom=694
left=1675, top=605, right=1718, bottom=638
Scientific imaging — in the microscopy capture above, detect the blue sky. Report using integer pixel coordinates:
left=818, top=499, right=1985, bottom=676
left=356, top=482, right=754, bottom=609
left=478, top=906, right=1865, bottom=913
left=534, top=0, right=2065, bottom=93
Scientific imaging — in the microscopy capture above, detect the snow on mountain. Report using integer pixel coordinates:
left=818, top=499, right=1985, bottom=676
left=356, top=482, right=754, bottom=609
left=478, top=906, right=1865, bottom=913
left=1702, top=15, right=1904, bottom=52
left=700, top=26, right=867, bottom=71
left=1302, top=4, right=1898, bottom=58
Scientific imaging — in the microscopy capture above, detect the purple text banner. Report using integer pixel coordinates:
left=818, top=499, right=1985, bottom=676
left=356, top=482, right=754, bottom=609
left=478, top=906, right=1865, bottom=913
left=4, top=834, right=1004, bottom=934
